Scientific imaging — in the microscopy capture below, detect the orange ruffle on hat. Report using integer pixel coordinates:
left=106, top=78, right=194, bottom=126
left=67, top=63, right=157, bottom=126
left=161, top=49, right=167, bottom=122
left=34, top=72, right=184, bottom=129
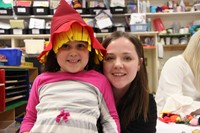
left=53, top=23, right=92, bottom=54
left=38, top=0, right=106, bottom=64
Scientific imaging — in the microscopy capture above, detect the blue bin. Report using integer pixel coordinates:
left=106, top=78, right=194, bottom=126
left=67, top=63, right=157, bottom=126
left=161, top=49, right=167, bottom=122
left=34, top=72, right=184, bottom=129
left=0, top=48, right=22, bottom=66
left=130, top=24, right=147, bottom=32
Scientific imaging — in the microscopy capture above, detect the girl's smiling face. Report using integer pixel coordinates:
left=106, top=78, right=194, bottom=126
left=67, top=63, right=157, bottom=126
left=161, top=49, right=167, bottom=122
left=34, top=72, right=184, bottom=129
left=56, top=41, right=89, bottom=73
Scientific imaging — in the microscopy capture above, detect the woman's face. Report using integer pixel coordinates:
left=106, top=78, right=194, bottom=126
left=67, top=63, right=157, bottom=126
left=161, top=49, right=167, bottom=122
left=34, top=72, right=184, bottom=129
left=56, top=41, right=89, bottom=73
left=103, top=37, right=142, bottom=94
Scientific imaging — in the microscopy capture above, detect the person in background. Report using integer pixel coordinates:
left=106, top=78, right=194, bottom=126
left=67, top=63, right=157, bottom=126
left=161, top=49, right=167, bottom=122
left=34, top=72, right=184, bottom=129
left=155, top=30, right=200, bottom=116
left=19, top=0, right=120, bottom=132
left=101, top=31, right=157, bottom=133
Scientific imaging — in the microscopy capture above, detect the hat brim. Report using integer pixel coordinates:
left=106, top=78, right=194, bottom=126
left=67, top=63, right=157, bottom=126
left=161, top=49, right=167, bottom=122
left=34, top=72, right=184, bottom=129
left=38, top=21, right=106, bottom=62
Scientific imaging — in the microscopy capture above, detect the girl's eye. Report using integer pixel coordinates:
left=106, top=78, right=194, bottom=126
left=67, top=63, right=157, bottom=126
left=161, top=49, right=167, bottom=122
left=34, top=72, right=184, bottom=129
left=77, top=43, right=87, bottom=49
left=61, top=44, right=70, bottom=49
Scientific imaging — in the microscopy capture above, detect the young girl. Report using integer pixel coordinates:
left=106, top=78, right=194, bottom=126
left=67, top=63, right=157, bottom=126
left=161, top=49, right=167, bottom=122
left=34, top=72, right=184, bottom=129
left=19, top=0, right=120, bottom=133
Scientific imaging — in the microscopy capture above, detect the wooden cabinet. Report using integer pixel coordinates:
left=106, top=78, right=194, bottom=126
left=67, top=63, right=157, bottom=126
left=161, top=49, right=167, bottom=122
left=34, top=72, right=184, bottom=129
left=0, top=69, right=5, bottom=112
left=0, top=15, right=51, bottom=48
left=0, top=66, right=38, bottom=121
left=4, top=68, right=29, bottom=111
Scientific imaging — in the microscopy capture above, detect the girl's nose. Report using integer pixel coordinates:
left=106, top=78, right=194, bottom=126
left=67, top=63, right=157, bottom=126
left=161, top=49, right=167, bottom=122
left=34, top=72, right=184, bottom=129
left=69, top=49, right=78, bottom=57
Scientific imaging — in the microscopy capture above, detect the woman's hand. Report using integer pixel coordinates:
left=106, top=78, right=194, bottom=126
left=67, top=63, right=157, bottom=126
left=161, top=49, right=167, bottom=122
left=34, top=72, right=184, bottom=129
left=191, top=108, right=200, bottom=115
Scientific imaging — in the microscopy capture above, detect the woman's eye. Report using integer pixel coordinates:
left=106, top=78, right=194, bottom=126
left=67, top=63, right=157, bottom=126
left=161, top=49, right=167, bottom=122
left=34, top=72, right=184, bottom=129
left=104, top=56, right=114, bottom=61
left=123, top=56, right=132, bottom=61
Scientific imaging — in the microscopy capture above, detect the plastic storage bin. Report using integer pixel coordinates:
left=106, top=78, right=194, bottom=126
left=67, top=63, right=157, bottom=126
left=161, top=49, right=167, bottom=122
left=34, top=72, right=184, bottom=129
left=32, top=7, right=49, bottom=15
left=110, top=7, right=127, bottom=14
left=0, top=8, right=13, bottom=15
left=88, top=7, right=107, bottom=14
left=24, top=39, right=45, bottom=54
left=130, top=24, right=147, bottom=32
left=0, top=29, right=10, bottom=34
left=93, top=27, right=114, bottom=33
left=0, top=48, right=22, bottom=66
left=74, top=8, right=86, bottom=14
left=28, top=29, right=45, bottom=34
left=10, top=29, right=28, bottom=35
left=0, top=121, right=15, bottom=133
left=14, top=6, right=32, bottom=15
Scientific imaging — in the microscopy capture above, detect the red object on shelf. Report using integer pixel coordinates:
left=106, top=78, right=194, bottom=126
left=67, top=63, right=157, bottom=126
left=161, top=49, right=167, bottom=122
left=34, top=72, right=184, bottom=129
left=0, top=69, right=5, bottom=112
left=153, top=18, right=165, bottom=31
left=161, top=6, right=169, bottom=11
left=16, top=1, right=32, bottom=7
left=143, top=45, right=156, bottom=49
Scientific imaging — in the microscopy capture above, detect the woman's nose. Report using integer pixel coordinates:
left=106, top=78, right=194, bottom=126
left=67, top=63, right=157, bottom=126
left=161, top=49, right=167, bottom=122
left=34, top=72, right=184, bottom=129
left=114, top=58, right=123, bottom=68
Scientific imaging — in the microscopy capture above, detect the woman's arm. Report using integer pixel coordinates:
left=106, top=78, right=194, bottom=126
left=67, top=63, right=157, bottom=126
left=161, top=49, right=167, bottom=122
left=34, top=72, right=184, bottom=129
left=191, top=108, right=200, bottom=115
left=155, top=56, right=185, bottom=114
left=156, top=56, right=200, bottom=115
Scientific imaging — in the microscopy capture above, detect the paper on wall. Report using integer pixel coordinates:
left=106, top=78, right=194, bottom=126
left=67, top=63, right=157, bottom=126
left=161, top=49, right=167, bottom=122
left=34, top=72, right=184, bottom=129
left=130, top=13, right=146, bottom=24
left=29, top=18, right=45, bottom=29
left=96, top=18, right=112, bottom=29
left=2, top=0, right=12, bottom=4
left=110, top=0, right=125, bottom=7
left=0, top=22, right=10, bottom=29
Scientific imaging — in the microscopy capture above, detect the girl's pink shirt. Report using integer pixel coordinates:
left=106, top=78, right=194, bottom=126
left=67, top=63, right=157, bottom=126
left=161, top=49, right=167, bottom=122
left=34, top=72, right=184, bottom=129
left=20, top=70, right=120, bottom=133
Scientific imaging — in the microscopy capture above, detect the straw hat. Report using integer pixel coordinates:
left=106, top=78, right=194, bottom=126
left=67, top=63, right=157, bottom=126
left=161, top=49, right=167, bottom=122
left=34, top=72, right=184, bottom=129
left=38, top=0, right=106, bottom=64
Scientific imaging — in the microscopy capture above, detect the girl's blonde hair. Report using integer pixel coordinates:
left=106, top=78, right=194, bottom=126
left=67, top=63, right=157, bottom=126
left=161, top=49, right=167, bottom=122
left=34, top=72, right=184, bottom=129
left=182, top=30, right=200, bottom=91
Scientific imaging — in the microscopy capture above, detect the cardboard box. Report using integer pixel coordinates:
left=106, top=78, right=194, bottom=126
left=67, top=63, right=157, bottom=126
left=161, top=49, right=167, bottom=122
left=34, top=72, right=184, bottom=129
left=0, top=121, right=15, bottom=133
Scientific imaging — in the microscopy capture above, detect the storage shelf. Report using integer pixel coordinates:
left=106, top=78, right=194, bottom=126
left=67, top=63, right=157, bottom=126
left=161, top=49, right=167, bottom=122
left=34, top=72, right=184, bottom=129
left=1, top=11, right=200, bottom=19
left=0, top=66, right=38, bottom=83
left=0, top=66, right=38, bottom=122
left=163, top=44, right=187, bottom=51
left=6, top=74, right=27, bottom=78
left=0, top=83, right=4, bottom=86
left=6, top=85, right=27, bottom=90
left=6, top=80, right=18, bottom=84
left=0, top=14, right=127, bottom=19
left=159, top=33, right=191, bottom=37
left=0, top=34, right=50, bottom=39
left=143, top=45, right=156, bottom=49
left=6, top=101, right=27, bottom=111
left=95, top=31, right=158, bottom=37
left=145, top=11, right=200, bottom=16
left=0, top=15, right=53, bottom=19
left=0, top=32, right=158, bottom=39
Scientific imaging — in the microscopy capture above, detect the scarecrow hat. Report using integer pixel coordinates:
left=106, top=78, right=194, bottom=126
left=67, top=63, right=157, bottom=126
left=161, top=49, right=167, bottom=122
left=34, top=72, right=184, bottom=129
left=38, top=0, right=106, bottom=64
